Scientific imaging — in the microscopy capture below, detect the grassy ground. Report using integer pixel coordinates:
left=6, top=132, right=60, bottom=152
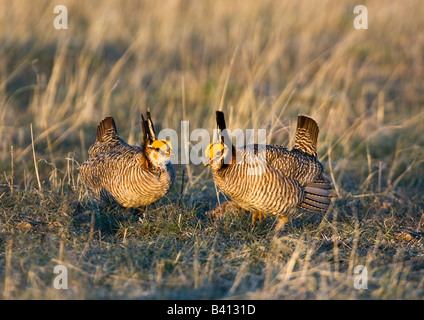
left=1, top=0, right=424, bottom=299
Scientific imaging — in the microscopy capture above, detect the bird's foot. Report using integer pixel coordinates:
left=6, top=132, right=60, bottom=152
left=252, top=212, right=267, bottom=226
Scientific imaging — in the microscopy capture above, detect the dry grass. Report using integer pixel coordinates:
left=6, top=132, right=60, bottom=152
left=0, top=0, right=423, bottom=299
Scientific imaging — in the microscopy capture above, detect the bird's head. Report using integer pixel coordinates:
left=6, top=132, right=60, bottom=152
left=204, top=142, right=226, bottom=168
left=146, top=139, right=173, bottom=165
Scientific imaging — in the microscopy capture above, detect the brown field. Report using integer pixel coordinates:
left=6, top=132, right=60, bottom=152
left=0, top=0, right=423, bottom=299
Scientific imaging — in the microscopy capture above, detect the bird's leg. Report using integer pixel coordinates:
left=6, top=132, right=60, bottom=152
left=252, top=212, right=265, bottom=226
left=252, top=212, right=258, bottom=226
left=275, top=216, right=289, bottom=232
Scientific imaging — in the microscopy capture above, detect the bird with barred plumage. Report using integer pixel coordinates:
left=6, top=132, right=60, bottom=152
left=205, top=111, right=334, bottom=231
left=79, top=112, right=175, bottom=208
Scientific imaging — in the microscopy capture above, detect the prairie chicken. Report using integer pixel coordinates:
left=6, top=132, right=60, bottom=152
left=205, top=111, right=334, bottom=231
left=79, top=112, right=175, bottom=208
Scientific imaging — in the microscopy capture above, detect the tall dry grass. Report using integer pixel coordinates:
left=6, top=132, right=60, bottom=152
left=1, top=0, right=423, bottom=192
left=0, top=0, right=423, bottom=300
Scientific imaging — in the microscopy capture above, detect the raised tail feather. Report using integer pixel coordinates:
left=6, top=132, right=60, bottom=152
left=96, top=117, right=117, bottom=142
left=293, top=115, right=319, bottom=157
left=299, top=176, right=335, bottom=212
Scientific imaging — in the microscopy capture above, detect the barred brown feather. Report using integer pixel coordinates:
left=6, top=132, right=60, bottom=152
left=293, top=115, right=319, bottom=157
left=79, top=114, right=175, bottom=208
left=208, top=111, right=334, bottom=230
left=96, top=116, right=117, bottom=143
